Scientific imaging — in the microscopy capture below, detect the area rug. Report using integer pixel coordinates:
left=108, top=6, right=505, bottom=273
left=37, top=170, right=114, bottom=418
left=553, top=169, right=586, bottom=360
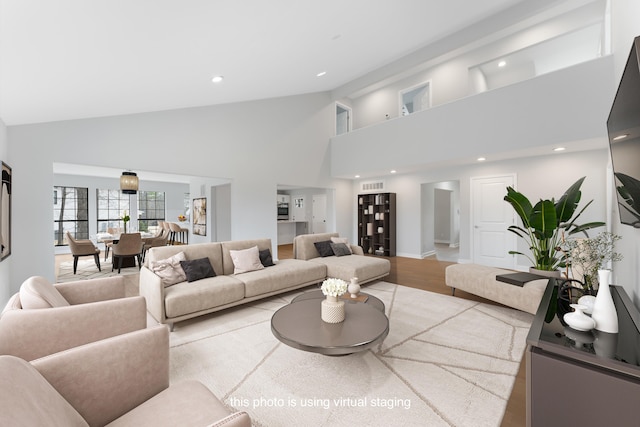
left=169, top=282, right=533, bottom=427
left=57, top=258, right=141, bottom=282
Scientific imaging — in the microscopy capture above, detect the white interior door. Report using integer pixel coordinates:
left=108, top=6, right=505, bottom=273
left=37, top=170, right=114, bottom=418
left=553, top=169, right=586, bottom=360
left=471, top=175, right=516, bottom=268
left=312, top=194, right=327, bottom=234
left=291, top=196, right=305, bottom=221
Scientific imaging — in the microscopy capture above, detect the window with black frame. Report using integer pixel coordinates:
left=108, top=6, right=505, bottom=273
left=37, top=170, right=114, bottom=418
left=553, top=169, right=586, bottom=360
left=97, top=189, right=130, bottom=233
left=137, top=191, right=165, bottom=233
left=53, top=186, right=89, bottom=246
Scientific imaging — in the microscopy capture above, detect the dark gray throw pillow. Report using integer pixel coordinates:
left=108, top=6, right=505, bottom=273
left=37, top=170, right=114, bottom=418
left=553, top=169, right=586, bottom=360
left=314, top=240, right=334, bottom=257
left=180, top=257, right=216, bottom=282
left=330, top=242, right=351, bottom=257
left=259, top=249, right=275, bottom=267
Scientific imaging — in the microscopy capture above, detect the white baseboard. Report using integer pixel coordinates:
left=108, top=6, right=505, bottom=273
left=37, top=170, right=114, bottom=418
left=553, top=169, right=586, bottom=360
left=420, top=250, right=436, bottom=259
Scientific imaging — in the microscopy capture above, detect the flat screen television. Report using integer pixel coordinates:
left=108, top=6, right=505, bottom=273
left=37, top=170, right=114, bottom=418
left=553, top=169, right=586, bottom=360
left=607, top=35, right=640, bottom=228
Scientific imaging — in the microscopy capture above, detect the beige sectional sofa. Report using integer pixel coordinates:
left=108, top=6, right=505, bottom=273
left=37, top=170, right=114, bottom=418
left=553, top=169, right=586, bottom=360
left=140, top=238, right=326, bottom=330
left=293, top=232, right=391, bottom=284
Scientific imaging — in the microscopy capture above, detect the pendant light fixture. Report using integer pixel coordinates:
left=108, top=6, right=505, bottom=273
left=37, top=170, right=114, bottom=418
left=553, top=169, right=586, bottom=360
left=120, top=171, right=138, bottom=194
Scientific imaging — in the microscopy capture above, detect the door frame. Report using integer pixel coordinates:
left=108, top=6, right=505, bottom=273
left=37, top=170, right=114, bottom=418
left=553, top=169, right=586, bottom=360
left=335, top=102, right=352, bottom=136
left=469, top=173, right=517, bottom=269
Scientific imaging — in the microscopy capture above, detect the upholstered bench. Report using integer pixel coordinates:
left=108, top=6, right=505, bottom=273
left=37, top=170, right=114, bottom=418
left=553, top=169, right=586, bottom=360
left=444, top=263, right=548, bottom=315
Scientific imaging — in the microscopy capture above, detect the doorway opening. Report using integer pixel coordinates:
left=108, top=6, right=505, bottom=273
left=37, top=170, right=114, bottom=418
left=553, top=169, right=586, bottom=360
left=420, top=180, right=460, bottom=262
left=335, top=103, right=352, bottom=136
left=399, top=81, right=431, bottom=116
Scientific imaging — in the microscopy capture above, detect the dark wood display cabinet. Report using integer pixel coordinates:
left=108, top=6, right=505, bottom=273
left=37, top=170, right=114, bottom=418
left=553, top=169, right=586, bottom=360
left=357, top=192, right=396, bottom=257
left=526, top=280, right=640, bottom=427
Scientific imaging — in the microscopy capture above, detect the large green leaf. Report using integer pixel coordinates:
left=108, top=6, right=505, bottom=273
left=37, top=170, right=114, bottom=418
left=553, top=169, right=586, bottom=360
left=530, top=200, right=557, bottom=239
left=504, top=187, right=533, bottom=227
left=555, top=177, right=584, bottom=224
left=616, top=172, right=640, bottom=218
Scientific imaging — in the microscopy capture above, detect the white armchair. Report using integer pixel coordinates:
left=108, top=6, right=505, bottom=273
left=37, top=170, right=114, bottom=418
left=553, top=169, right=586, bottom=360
left=0, top=275, right=147, bottom=361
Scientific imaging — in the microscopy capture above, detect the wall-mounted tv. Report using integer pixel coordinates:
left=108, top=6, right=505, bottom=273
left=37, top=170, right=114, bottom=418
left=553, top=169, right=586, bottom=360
left=607, top=35, right=640, bottom=228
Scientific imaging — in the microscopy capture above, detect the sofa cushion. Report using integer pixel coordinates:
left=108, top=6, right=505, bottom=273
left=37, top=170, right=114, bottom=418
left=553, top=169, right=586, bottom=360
left=314, top=240, right=334, bottom=257
left=309, top=255, right=391, bottom=284
left=0, top=355, right=89, bottom=427
left=293, top=232, right=340, bottom=260
left=149, top=251, right=187, bottom=287
left=259, top=249, right=275, bottom=267
left=237, top=259, right=327, bottom=298
left=330, top=242, right=351, bottom=257
left=164, top=276, right=245, bottom=319
left=230, top=246, right=264, bottom=274
left=220, top=239, right=274, bottom=275
left=180, top=258, right=217, bottom=282
left=19, top=276, right=70, bottom=309
left=148, top=243, right=223, bottom=281
left=331, top=237, right=353, bottom=254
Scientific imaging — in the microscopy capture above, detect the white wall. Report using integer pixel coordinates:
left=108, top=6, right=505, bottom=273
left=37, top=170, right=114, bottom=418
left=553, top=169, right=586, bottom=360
left=349, top=1, right=606, bottom=129
left=7, top=92, right=352, bottom=297
left=0, top=118, right=10, bottom=304
left=353, top=149, right=609, bottom=262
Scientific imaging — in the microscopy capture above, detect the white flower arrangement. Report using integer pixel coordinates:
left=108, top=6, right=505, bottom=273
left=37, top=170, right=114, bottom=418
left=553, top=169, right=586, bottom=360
left=321, top=278, right=348, bottom=297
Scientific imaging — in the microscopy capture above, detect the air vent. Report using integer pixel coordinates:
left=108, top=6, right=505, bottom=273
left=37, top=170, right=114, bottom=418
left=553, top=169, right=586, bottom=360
left=360, top=181, right=385, bottom=192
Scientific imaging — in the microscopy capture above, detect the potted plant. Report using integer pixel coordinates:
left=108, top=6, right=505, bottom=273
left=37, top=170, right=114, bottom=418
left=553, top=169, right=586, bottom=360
left=562, top=231, right=623, bottom=292
left=504, top=176, right=604, bottom=274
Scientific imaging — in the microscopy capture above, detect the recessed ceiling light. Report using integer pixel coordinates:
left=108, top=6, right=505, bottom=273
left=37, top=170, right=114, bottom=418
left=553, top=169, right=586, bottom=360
left=355, top=175, right=360, bottom=178
left=498, top=61, right=506, bottom=67
left=316, top=71, right=327, bottom=77
left=390, top=170, right=397, bottom=174
left=211, top=75, right=224, bottom=83
left=553, top=147, right=566, bottom=152
left=477, top=157, right=486, bottom=161
left=613, top=134, right=629, bottom=141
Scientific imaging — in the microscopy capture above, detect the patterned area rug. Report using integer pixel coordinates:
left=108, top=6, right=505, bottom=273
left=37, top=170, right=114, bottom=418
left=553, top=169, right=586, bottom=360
left=169, top=281, right=533, bottom=427
left=57, top=257, right=141, bottom=282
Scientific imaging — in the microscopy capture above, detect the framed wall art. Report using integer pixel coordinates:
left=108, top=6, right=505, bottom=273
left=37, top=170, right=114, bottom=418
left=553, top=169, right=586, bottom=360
left=1, top=162, right=11, bottom=261
left=192, top=197, right=206, bottom=236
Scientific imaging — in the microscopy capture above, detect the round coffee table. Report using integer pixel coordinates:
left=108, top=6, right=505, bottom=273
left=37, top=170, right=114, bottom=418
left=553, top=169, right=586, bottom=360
left=291, top=290, right=385, bottom=312
left=271, top=292, right=389, bottom=356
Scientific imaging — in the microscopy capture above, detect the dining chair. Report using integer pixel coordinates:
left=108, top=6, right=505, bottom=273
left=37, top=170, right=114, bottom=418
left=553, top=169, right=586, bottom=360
left=142, top=228, right=170, bottom=262
left=111, top=233, right=143, bottom=273
left=169, top=222, right=189, bottom=245
left=65, top=232, right=101, bottom=274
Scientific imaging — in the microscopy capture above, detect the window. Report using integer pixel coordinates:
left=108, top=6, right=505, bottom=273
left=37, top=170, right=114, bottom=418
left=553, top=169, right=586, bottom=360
left=399, top=81, right=431, bottom=116
left=53, top=186, right=88, bottom=246
left=97, top=189, right=130, bottom=233
left=138, top=191, right=165, bottom=232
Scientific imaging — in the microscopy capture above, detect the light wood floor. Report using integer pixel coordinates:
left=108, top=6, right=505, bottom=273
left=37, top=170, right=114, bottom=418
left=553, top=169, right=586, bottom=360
left=278, top=244, right=526, bottom=427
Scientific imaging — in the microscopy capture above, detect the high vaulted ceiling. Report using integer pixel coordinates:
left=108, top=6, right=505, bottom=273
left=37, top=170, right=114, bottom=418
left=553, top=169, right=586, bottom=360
left=1, top=0, right=576, bottom=126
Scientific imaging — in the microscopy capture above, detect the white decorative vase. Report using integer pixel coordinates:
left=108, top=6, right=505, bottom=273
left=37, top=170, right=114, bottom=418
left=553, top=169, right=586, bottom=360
left=321, top=295, right=345, bottom=323
left=591, top=269, right=618, bottom=333
left=348, top=277, right=360, bottom=298
left=563, top=304, right=595, bottom=331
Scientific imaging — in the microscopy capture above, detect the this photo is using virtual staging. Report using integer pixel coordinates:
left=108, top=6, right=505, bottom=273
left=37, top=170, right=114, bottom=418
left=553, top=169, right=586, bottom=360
left=2, top=2, right=640, bottom=426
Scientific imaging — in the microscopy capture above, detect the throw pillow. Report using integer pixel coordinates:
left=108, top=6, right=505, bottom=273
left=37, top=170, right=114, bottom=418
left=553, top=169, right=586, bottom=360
left=259, top=248, right=275, bottom=267
left=180, top=257, right=217, bottom=282
left=314, top=240, right=334, bottom=257
left=330, top=242, right=352, bottom=257
left=149, top=251, right=187, bottom=287
left=19, top=276, right=70, bottom=309
left=230, top=246, right=265, bottom=274
left=331, top=236, right=353, bottom=254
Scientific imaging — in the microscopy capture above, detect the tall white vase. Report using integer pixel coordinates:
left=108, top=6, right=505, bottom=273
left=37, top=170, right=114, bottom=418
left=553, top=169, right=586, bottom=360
left=591, top=269, right=618, bottom=333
